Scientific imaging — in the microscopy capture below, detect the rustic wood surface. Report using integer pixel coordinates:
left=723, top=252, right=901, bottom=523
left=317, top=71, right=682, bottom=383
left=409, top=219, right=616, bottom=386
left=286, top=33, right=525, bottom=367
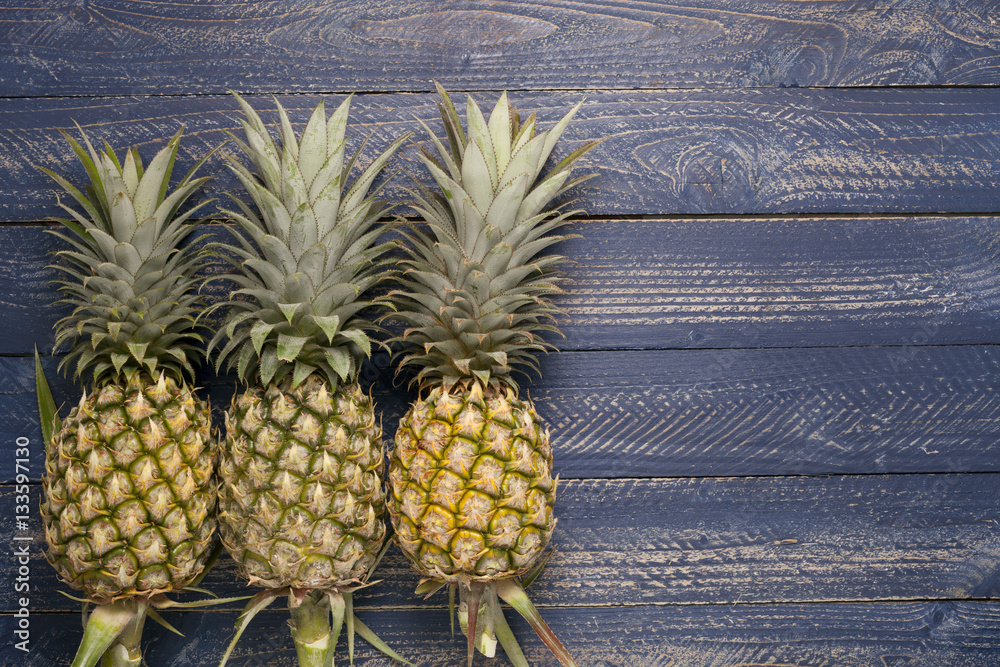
left=2, top=0, right=1000, bottom=95
left=10, top=601, right=1000, bottom=666
left=1, top=89, right=1000, bottom=220
left=5, top=345, right=1000, bottom=483
left=6, top=473, right=1000, bottom=611
left=1, top=1, right=999, bottom=664
left=3, top=216, right=999, bottom=354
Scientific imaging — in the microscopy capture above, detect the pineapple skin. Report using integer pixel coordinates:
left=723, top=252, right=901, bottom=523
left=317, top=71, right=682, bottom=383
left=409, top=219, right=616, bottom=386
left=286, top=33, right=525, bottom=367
left=41, top=375, right=216, bottom=601
left=388, top=384, right=556, bottom=582
left=219, top=375, right=386, bottom=590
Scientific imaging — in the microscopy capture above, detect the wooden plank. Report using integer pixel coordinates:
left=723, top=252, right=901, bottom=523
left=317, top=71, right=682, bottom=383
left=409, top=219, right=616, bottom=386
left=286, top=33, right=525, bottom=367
left=2, top=88, right=1000, bottom=220
left=2, top=1, right=1000, bottom=96
left=6, top=345, right=1000, bottom=482
left=5, top=474, right=1000, bottom=612
left=5, top=215, right=999, bottom=356
left=554, top=215, right=1000, bottom=349
left=533, top=345, right=1000, bottom=479
left=8, top=600, right=1000, bottom=666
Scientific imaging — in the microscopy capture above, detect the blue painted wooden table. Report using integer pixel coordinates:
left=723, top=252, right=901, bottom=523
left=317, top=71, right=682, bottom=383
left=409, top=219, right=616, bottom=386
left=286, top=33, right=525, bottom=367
left=1, top=1, right=999, bottom=665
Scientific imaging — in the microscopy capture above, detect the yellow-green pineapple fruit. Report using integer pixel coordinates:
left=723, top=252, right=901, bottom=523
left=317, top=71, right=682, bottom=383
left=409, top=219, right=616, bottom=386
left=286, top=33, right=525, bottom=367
left=210, top=92, right=410, bottom=667
left=387, top=84, right=599, bottom=667
left=220, top=376, right=384, bottom=589
left=38, top=128, right=216, bottom=667
left=392, top=383, right=555, bottom=581
left=44, top=375, right=214, bottom=600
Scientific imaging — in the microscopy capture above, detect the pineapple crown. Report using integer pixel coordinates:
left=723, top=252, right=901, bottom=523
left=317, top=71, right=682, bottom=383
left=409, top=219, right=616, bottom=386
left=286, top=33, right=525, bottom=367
left=208, top=92, right=410, bottom=390
left=40, top=125, right=214, bottom=387
left=389, top=84, right=600, bottom=393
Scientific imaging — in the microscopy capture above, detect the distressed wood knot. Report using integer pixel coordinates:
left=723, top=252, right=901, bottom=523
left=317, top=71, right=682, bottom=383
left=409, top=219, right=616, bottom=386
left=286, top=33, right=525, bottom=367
left=634, top=131, right=760, bottom=212
left=774, top=45, right=830, bottom=88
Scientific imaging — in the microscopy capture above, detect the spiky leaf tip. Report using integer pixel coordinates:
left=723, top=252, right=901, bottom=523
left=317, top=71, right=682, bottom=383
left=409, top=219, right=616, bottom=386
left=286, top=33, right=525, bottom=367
left=41, top=126, right=214, bottom=387
left=208, top=92, right=412, bottom=390
left=389, top=86, right=601, bottom=394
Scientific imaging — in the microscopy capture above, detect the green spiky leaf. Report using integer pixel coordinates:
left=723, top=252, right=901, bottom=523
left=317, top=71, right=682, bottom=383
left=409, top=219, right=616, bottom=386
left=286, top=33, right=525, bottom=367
left=278, top=302, right=301, bottom=323
left=34, top=347, right=61, bottom=446
left=352, top=615, right=415, bottom=666
left=41, top=126, right=212, bottom=387
left=145, top=608, right=183, bottom=638
left=249, top=321, right=275, bottom=356
left=314, top=315, right=340, bottom=344
left=338, top=328, right=371, bottom=358
left=276, top=334, right=308, bottom=362
left=325, top=347, right=351, bottom=381
left=493, top=603, right=530, bottom=667
left=414, top=579, right=446, bottom=599
left=388, top=87, right=597, bottom=393
left=496, top=578, right=577, bottom=667
left=218, top=590, right=280, bottom=667
left=211, top=93, right=407, bottom=388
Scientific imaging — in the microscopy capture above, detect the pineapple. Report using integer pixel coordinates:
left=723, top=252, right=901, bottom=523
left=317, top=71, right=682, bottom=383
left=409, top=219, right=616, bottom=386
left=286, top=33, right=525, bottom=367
left=387, top=85, right=599, bottom=666
left=36, top=127, right=219, bottom=667
left=209, top=92, right=411, bottom=666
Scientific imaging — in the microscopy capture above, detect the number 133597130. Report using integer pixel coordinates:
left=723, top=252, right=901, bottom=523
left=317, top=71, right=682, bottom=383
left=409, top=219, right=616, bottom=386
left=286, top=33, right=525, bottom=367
left=14, top=436, right=31, bottom=525
left=13, top=436, right=33, bottom=653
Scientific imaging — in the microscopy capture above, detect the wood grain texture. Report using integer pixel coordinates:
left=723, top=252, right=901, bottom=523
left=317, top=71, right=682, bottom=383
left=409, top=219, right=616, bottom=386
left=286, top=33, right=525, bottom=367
left=5, top=474, right=1000, bottom=612
left=5, top=345, right=1000, bottom=482
left=4, top=215, right=998, bottom=355
left=2, top=88, right=1000, bottom=220
left=533, top=345, right=1000, bottom=479
left=557, top=215, right=1000, bottom=349
left=2, top=0, right=1000, bottom=95
left=2, top=2, right=998, bottom=661
left=7, top=601, right=1000, bottom=666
